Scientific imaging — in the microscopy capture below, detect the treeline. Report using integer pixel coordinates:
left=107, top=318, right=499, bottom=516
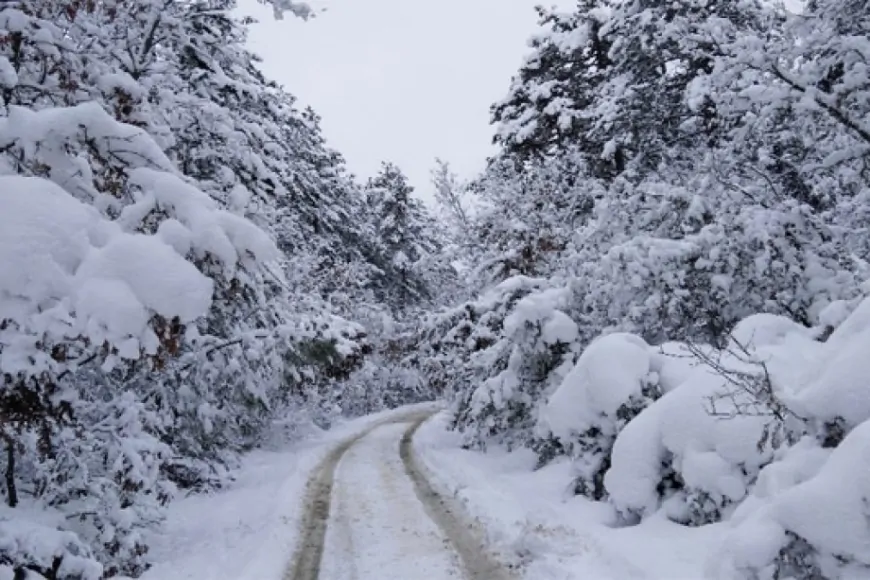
left=0, top=1, right=452, bottom=577
left=416, top=1, right=870, bottom=578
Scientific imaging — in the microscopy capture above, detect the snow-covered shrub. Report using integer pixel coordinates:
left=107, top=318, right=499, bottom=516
left=605, top=314, right=822, bottom=525
left=577, top=180, right=858, bottom=348
left=0, top=20, right=294, bottom=573
left=339, top=358, right=429, bottom=418
left=0, top=1, right=454, bottom=576
left=419, top=276, right=548, bottom=431
left=0, top=510, right=102, bottom=580
left=712, top=421, right=870, bottom=580
left=538, top=333, right=662, bottom=499
left=788, top=295, right=870, bottom=448
left=316, top=306, right=444, bottom=420
left=466, top=151, right=600, bottom=289
left=458, top=284, right=580, bottom=451
left=0, top=169, right=228, bottom=574
left=21, top=390, right=174, bottom=578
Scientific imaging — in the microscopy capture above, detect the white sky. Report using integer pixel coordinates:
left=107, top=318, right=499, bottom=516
left=239, top=0, right=569, bottom=202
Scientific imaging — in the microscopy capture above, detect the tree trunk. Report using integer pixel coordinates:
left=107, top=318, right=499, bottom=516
left=5, top=437, right=17, bottom=508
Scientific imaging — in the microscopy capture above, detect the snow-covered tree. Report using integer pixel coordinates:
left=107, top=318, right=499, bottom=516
left=364, top=162, right=449, bottom=315
left=0, top=1, right=391, bottom=576
left=447, top=281, right=581, bottom=451
left=432, top=4, right=870, bottom=553
left=491, top=2, right=616, bottom=173
left=468, top=150, right=602, bottom=291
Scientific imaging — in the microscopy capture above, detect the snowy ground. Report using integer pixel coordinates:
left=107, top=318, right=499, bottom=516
left=319, top=421, right=464, bottom=579
left=140, top=403, right=440, bottom=580
left=414, top=412, right=727, bottom=580
left=140, top=404, right=728, bottom=580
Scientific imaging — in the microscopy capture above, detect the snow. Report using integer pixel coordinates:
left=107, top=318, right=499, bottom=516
left=828, top=295, right=870, bottom=350
left=0, top=56, right=16, bottom=88
left=0, top=176, right=213, bottom=368
left=728, top=313, right=814, bottom=349
left=816, top=298, right=854, bottom=330
left=502, top=286, right=576, bottom=344
left=0, top=176, right=99, bottom=301
left=139, top=404, right=439, bottom=580
left=749, top=437, right=832, bottom=501
left=76, top=235, right=213, bottom=324
left=415, top=412, right=724, bottom=579
left=792, top=325, right=870, bottom=427
left=652, top=341, right=706, bottom=393
left=140, top=446, right=317, bottom=580
left=129, top=168, right=279, bottom=273
left=320, top=422, right=463, bottom=580
left=0, top=504, right=103, bottom=580
left=714, top=421, right=870, bottom=579
left=267, top=0, right=315, bottom=20
left=541, top=332, right=652, bottom=443
left=770, top=294, right=870, bottom=428
left=1, top=104, right=173, bottom=191
left=532, top=293, right=870, bottom=576
left=541, top=310, right=579, bottom=345
left=772, top=422, right=870, bottom=562
left=603, top=398, right=668, bottom=516
left=1, top=2, right=868, bottom=579
left=610, top=365, right=760, bottom=519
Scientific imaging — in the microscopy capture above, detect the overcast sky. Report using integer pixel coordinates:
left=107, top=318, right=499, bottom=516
left=239, top=0, right=569, bottom=202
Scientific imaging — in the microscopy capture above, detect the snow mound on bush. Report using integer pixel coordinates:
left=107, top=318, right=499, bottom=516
left=128, top=168, right=279, bottom=274
left=502, top=286, right=579, bottom=347
left=0, top=507, right=102, bottom=580
left=712, top=421, right=870, bottom=579
left=652, top=341, right=705, bottom=394
left=0, top=176, right=213, bottom=371
left=542, top=332, right=652, bottom=442
left=464, top=283, right=579, bottom=450
left=708, top=296, right=870, bottom=578
left=729, top=313, right=814, bottom=350
left=790, top=295, right=870, bottom=429
left=605, top=314, right=823, bottom=524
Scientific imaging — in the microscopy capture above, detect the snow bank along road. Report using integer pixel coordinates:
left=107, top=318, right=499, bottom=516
left=284, top=410, right=516, bottom=580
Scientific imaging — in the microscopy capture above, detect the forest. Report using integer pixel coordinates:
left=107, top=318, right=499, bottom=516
left=0, top=0, right=868, bottom=579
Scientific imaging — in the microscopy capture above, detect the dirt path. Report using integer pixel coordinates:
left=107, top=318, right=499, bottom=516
left=283, top=411, right=516, bottom=580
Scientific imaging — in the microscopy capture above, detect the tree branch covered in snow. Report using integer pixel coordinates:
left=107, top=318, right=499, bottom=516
left=0, top=1, right=454, bottom=577
left=419, top=1, right=870, bottom=576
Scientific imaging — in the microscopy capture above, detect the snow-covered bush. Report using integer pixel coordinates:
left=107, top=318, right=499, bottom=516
left=417, top=276, right=548, bottom=411
left=0, top=2, right=425, bottom=575
left=0, top=509, right=103, bottom=580
left=787, top=295, right=870, bottom=449
left=538, top=333, right=662, bottom=499
left=605, top=314, right=821, bottom=526
left=466, top=152, right=600, bottom=289
left=0, top=157, right=265, bottom=574
left=575, top=176, right=858, bottom=348
left=712, top=420, right=870, bottom=580
left=458, top=284, right=580, bottom=451
left=339, top=358, right=429, bottom=417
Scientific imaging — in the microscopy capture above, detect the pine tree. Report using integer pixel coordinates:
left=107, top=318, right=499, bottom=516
left=492, top=2, right=619, bottom=177
left=0, top=1, right=386, bottom=576
left=364, top=162, right=445, bottom=315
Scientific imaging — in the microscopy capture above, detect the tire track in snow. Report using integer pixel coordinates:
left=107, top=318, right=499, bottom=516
left=320, top=421, right=464, bottom=579
left=284, top=409, right=517, bottom=580
left=282, top=409, right=435, bottom=580
left=400, top=417, right=518, bottom=580
left=282, top=429, right=361, bottom=580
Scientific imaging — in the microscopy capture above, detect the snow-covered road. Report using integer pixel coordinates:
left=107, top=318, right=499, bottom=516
left=140, top=405, right=707, bottom=580
left=286, top=415, right=515, bottom=580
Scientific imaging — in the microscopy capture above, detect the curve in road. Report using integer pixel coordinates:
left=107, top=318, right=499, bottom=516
left=284, top=411, right=516, bottom=580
